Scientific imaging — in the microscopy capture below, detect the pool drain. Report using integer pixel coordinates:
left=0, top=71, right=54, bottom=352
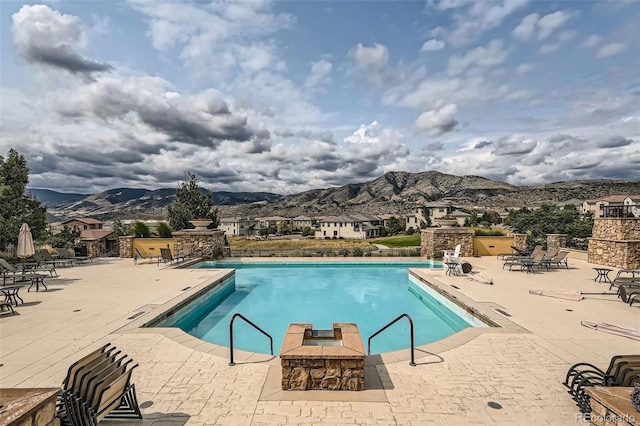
left=493, top=308, right=511, bottom=317
left=487, top=401, right=502, bottom=409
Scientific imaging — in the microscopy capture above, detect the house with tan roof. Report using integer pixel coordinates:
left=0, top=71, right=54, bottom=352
left=219, top=217, right=255, bottom=236
left=582, top=195, right=640, bottom=217
left=62, top=217, right=104, bottom=233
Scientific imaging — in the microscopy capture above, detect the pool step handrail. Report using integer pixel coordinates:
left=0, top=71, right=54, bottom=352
left=367, top=313, right=416, bottom=366
left=228, top=313, right=273, bottom=366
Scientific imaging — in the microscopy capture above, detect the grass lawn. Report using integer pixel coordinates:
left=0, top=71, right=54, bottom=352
left=371, top=234, right=421, bottom=247
left=227, top=236, right=376, bottom=250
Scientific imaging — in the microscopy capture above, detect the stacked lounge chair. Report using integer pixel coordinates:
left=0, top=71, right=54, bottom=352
left=57, top=343, right=142, bottom=425
left=563, top=355, right=640, bottom=413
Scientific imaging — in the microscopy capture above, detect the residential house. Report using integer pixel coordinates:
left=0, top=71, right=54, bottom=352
left=255, top=216, right=290, bottom=234
left=582, top=195, right=640, bottom=218
left=315, top=215, right=383, bottom=239
left=449, top=209, right=471, bottom=226
left=219, top=217, right=255, bottom=236
left=405, top=202, right=455, bottom=230
left=291, top=215, right=316, bottom=232
left=62, top=218, right=104, bottom=233
left=79, top=229, right=116, bottom=258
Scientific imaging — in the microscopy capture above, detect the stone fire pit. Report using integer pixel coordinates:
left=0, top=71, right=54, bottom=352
left=280, top=322, right=365, bottom=391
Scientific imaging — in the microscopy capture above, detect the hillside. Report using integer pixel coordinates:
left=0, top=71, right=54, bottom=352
left=36, top=171, right=640, bottom=220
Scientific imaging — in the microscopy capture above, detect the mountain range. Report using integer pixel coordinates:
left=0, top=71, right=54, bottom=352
left=29, top=171, right=640, bottom=221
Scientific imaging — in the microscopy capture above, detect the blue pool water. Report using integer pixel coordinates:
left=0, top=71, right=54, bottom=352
left=167, top=261, right=472, bottom=354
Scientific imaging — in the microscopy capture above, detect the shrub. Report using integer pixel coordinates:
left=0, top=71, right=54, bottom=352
left=132, top=221, right=150, bottom=238
left=156, top=221, right=173, bottom=238
left=474, top=228, right=506, bottom=236
left=352, top=247, right=364, bottom=257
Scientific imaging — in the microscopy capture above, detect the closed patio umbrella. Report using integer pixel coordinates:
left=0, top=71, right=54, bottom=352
left=17, top=223, right=35, bottom=259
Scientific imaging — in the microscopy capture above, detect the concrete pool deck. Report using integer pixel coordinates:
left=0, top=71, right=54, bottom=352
left=0, top=256, right=638, bottom=425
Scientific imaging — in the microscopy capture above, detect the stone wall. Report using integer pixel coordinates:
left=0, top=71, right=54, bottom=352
left=546, top=234, right=567, bottom=253
left=588, top=218, right=640, bottom=269
left=420, top=228, right=474, bottom=259
left=85, top=240, right=100, bottom=259
left=0, top=388, right=60, bottom=426
left=281, top=358, right=365, bottom=391
left=512, top=233, right=527, bottom=251
left=172, top=229, right=227, bottom=259
left=119, top=235, right=134, bottom=258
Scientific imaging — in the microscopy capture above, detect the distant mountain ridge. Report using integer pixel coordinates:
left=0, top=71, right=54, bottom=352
left=36, top=187, right=283, bottom=221
left=32, top=171, right=640, bottom=221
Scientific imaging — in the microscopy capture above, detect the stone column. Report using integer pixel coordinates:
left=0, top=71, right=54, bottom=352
left=588, top=218, right=640, bottom=268
left=511, top=233, right=527, bottom=251
left=172, top=229, right=227, bottom=259
left=85, top=240, right=100, bottom=259
left=546, top=234, right=567, bottom=253
left=421, top=228, right=474, bottom=259
left=119, top=235, right=134, bottom=258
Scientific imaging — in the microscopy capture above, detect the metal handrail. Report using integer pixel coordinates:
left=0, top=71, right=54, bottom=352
left=228, top=313, right=273, bottom=366
left=367, top=313, right=416, bottom=366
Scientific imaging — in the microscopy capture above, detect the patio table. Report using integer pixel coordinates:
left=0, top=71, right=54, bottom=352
left=1, top=285, right=25, bottom=305
left=593, top=268, right=613, bottom=283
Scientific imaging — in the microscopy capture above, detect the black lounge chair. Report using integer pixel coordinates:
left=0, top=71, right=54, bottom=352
left=573, top=364, right=640, bottom=413
left=564, top=355, right=640, bottom=412
left=133, top=248, right=159, bottom=265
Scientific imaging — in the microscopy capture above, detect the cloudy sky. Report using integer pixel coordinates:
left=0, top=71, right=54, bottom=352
left=1, top=0, right=638, bottom=195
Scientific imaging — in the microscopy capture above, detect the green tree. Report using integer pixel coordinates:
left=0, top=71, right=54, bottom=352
left=420, top=206, right=432, bottom=228
left=277, top=220, right=290, bottom=235
left=0, top=149, right=47, bottom=251
left=301, top=226, right=314, bottom=237
left=386, top=216, right=405, bottom=235
left=47, top=226, right=81, bottom=248
left=506, top=203, right=593, bottom=249
left=167, top=172, right=219, bottom=231
left=156, top=221, right=173, bottom=238
left=111, top=218, right=133, bottom=254
left=132, top=221, right=150, bottom=238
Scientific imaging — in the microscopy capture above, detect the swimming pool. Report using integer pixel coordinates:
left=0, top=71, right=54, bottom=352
left=160, top=260, right=480, bottom=354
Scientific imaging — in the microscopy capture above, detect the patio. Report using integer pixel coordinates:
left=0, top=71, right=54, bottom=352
left=0, top=255, right=638, bottom=425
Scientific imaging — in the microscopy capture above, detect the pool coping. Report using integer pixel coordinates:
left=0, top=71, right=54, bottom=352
left=117, top=260, right=529, bottom=367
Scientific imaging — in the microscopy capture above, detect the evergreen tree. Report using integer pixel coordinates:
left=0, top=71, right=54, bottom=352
left=167, top=172, right=219, bottom=231
left=0, top=149, right=47, bottom=251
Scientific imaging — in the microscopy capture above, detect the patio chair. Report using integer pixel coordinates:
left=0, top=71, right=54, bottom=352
left=158, top=247, right=184, bottom=266
left=618, top=284, right=640, bottom=304
left=562, top=354, right=640, bottom=396
left=443, top=244, right=461, bottom=262
left=572, top=363, right=640, bottom=413
left=548, top=250, right=569, bottom=269
left=133, top=248, right=159, bottom=265
left=609, top=269, right=640, bottom=291
left=57, top=343, right=142, bottom=425
left=38, top=249, right=74, bottom=268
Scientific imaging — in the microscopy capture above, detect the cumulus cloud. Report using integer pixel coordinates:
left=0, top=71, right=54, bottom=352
left=303, top=59, right=333, bottom=91
left=447, top=39, right=508, bottom=75
left=11, top=5, right=112, bottom=77
left=421, top=39, right=445, bottom=52
left=596, top=43, right=626, bottom=58
left=415, top=104, right=459, bottom=136
left=349, top=43, right=392, bottom=86
left=128, top=0, right=294, bottom=77
left=56, top=76, right=256, bottom=147
left=513, top=10, right=572, bottom=41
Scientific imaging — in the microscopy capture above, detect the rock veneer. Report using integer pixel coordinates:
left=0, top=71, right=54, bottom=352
left=420, top=228, right=474, bottom=259
left=280, top=323, right=365, bottom=391
left=588, top=217, right=640, bottom=269
left=172, top=229, right=228, bottom=259
left=0, top=388, right=60, bottom=426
